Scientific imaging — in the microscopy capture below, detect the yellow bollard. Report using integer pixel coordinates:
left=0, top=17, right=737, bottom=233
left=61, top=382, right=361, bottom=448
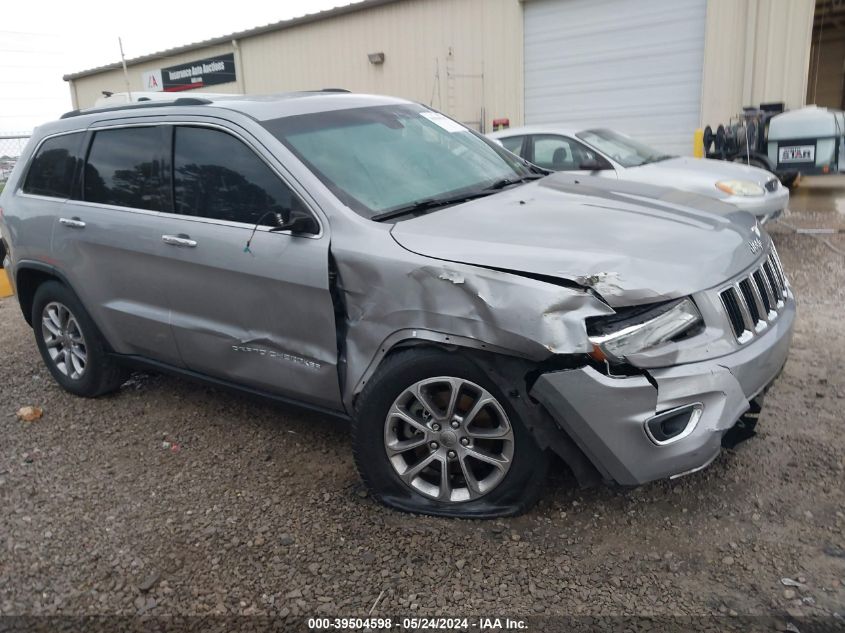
left=693, top=128, right=704, bottom=158
left=0, top=268, right=13, bottom=298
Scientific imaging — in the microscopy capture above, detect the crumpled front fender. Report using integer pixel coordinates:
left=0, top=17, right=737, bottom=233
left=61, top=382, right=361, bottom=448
left=331, top=238, right=613, bottom=410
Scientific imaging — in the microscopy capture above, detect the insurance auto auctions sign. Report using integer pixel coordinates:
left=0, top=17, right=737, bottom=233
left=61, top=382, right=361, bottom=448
left=141, top=53, right=236, bottom=92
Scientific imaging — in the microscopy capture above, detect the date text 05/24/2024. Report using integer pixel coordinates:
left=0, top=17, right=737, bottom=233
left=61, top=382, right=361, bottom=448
left=307, top=617, right=528, bottom=630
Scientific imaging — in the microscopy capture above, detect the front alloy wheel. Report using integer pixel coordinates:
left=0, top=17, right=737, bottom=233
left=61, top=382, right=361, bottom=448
left=353, top=349, right=549, bottom=517
left=384, top=377, right=515, bottom=503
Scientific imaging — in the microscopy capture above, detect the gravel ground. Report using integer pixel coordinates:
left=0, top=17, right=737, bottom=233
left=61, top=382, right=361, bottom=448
left=1, top=183, right=844, bottom=625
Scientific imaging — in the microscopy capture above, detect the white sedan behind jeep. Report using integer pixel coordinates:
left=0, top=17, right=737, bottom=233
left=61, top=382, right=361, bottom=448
left=489, top=127, right=788, bottom=224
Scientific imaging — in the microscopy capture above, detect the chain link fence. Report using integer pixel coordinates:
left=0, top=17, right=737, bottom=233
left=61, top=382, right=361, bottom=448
left=0, top=134, right=31, bottom=191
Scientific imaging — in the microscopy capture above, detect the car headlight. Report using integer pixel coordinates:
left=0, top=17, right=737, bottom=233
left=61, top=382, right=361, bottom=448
left=587, top=298, right=702, bottom=363
left=715, top=179, right=765, bottom=197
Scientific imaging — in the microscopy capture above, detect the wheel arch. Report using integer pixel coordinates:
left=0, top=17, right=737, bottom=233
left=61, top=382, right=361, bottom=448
left=14, top=260, right=70, bottom=326
left=350, top=331, right=603, bottom=489
left=346, top=328, right=525, bottom=411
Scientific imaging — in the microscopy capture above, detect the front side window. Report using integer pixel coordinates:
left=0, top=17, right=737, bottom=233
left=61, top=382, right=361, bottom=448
left=531, top=135, right=598, bottom=171
left=262, top=104, right=530, bottom=218
left=173, top=126, right=305, bottom=226
left=84, top=127, right=165, bottom=211
left=23, top=132, right=84, bottom=198
left=576, top=128, right=674, bottom=168
left=500, top=135, right=526, bottom=157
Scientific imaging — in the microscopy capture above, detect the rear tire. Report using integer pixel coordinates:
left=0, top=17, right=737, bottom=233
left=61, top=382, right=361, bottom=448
left=352, top=348, right=549, bottom=517
left=32, top=281, right=128, bottom=397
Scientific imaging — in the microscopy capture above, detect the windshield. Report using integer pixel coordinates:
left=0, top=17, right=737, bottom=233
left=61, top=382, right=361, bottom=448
left=262, top=104, right=530, bottom=219
left=576, top=128, right=674, bottom=168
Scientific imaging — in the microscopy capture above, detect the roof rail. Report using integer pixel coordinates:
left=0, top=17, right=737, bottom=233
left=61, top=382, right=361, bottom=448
left=319, top=88, right=351, bottom=93
left=60, top=97, right=213, bottom=119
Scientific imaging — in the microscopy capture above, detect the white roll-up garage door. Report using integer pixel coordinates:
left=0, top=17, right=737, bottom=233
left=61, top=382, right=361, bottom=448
left=524, top=0, right=706, bottom=156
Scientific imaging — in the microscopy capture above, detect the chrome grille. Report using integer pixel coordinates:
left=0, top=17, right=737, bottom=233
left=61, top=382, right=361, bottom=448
left=719, top=247, right=789, bottom=343
left=764, top=178, right=779, bottom=193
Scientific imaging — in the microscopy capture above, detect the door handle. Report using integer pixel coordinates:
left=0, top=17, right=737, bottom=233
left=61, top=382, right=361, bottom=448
left=59, top=217, right=86, bottom=229
left=162, top=234, right=198, bottom=248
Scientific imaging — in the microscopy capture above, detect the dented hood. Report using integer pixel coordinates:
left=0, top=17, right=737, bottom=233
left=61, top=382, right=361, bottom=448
left=390, top=174, right=765, bottom=306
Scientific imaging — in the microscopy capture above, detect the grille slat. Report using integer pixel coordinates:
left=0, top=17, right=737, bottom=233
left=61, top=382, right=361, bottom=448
left=738, top=279, right=761, bottom=325
left=768, top=254, right=784, bottom=296
left=763, top=260, right=782, bottom=300
left=753, top=270, right=772, bottom=314
left=719, top=248, right=789, bottom=343
left=720, top=288, right=746, bottom=338
left=771, top=248, right=788, bottom=296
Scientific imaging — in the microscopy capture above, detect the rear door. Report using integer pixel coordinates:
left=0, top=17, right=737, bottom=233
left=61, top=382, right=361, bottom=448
left=53, top=124, right=183, bottom=365
left=13, top=132, right=85, bottom=275
left=155, top=123, right=342, bottom=410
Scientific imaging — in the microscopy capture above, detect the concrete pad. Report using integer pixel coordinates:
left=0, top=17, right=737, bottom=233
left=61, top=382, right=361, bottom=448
left=770, top=175, right=845, bottom=235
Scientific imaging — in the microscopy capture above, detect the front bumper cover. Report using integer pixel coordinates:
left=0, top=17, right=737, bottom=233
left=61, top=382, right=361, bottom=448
left=727, top=187, right=789, bottom=224
left=530, top=297, right=795, bottom=486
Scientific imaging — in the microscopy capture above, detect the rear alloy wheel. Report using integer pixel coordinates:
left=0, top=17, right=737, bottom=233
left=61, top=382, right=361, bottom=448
left=41, top=302, right=88, bottom=380
left=32, top=281, right=128, bottom=397
left=353, top=349, right=548, bottom=517
left=384, top=376, right=515, bottom=503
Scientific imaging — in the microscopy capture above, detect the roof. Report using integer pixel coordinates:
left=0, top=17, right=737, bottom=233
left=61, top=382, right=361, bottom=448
left=198, top=92, right=411, bottom=121
left=44, top=92, right=411, bottom=135
left=487, top=125, right=584, bottom=138
left=63, top=0, right=405, bottom=81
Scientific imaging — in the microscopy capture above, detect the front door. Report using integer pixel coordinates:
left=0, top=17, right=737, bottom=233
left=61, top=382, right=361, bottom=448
left=155, top=124, right=342, bottom=411
left=528, top=134, right=617, bottom=178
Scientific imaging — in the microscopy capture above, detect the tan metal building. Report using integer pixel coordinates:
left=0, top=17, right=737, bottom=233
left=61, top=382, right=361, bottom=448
left=64, top=0, right=817, bottom=154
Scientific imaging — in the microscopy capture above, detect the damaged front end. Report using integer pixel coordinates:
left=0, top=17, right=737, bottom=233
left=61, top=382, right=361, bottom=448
left=327, top=232, right=619, bottom=489
left=529, top=264, right=796, bottom=486
left=332, top=221, right=795, bottom=491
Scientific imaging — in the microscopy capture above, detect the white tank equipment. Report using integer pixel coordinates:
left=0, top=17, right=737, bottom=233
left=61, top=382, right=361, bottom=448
left=767, top=106, right=845, bottom=176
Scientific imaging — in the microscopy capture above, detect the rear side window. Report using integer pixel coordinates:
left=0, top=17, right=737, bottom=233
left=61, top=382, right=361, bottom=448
left=173, top=126, right=302, bottom=226
left=23, top=133, right=84, bottom=198
left=84, top=127, right=165, bottom=211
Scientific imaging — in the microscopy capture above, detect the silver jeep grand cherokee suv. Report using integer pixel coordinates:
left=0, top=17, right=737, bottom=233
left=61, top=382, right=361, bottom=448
left=0, top=93, right=795, bottom=517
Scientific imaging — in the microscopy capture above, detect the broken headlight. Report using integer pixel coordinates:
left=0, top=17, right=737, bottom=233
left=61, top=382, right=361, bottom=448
left=587, top=298, right=702, bottom=363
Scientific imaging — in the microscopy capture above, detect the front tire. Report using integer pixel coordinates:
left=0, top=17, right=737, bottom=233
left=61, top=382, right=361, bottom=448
left=781, top=173, right=800, bottom=189
left=32, top=281, right=128, bottom=397
left=352, top=348, right=549, bottom=517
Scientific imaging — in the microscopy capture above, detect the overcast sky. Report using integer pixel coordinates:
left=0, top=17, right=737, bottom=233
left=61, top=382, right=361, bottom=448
left=1, top=0, right=353, bottom=134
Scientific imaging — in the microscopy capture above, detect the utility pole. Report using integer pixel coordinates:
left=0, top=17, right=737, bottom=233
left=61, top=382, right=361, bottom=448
left=118, top=37, right=133, bottom=101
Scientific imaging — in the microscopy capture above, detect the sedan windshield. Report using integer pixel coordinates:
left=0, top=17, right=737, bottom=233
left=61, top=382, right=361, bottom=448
left=576, top=128, right=674, bottom=168
left=262, top=104, right=531, bottom=219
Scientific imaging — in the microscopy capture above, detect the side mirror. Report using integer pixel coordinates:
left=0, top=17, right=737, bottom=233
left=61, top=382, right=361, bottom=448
left=579, top=158, right=607, bottom=171
left=272, top=207, right=320, bottom=235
